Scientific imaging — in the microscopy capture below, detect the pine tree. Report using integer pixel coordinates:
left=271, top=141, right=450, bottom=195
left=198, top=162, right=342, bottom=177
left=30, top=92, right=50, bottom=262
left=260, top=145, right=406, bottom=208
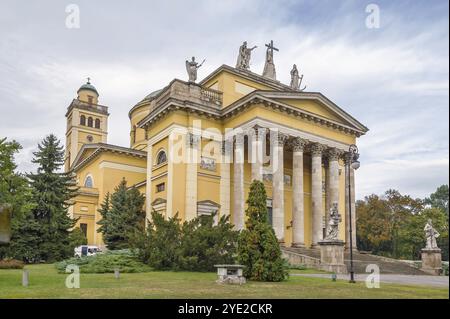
left=96, top=192, right=111, bottom=237
left=99, top=179, right=145, bottom=250
left=237, top=180, right=288, bottom=281
left=26, top=134, right=78, bottom=262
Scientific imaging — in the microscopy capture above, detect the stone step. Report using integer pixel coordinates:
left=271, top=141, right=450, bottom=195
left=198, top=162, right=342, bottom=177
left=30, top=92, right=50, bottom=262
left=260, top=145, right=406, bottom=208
left=282, top=247, right=428, bottom=275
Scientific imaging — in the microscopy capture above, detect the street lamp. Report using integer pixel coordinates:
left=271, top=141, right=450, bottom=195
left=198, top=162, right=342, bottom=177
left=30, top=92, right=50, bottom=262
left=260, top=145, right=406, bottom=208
left=347, top=144, right=360, bottom=283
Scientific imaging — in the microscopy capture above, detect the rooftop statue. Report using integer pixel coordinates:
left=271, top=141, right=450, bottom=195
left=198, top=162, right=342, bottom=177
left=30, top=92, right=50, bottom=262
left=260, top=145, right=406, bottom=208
left=236, top=41, right=257, bottom=70
left=262, top=40, right=278, bottom=80
left=185, top=56, right=205, bottom=83
left=290, top=64, right=306, bottom=91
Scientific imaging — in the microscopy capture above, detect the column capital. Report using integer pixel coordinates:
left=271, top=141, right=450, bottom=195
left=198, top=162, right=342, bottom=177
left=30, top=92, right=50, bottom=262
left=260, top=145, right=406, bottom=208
left=271, top=132, right=288, bottom=146
left=326, top=147, right=342, bottom=161
left=310, top=143, right=326, bottom=157
left=290, top=137, right=308, bottom=152
left=246, top=125, right=265, bottom=140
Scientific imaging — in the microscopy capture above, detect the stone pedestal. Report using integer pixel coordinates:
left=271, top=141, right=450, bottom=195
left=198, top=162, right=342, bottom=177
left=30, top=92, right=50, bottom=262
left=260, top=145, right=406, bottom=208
left=214, top=264, right=246, bottom=285
left=318, top=240, right=347, bottom=274
left=421, top=248, right=442, bottom=275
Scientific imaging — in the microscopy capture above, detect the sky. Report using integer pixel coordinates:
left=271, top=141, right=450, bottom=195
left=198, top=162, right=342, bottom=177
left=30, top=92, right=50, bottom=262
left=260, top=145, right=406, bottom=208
left=0, top=0, right=448, bottom=199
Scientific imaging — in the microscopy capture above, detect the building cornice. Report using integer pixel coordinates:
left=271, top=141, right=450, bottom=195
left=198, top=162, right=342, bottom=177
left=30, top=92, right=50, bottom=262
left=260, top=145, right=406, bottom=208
left=71, top=143, right=146, bottom=172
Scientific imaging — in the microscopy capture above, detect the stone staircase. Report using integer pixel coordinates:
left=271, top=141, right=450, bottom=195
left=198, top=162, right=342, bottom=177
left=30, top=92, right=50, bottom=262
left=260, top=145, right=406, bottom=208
left=282, top=246, right=428, bottom=275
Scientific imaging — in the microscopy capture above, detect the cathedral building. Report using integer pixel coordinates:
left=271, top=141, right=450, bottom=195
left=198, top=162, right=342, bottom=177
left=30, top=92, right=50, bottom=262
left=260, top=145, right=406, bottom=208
left=65, top=41, right=368, bottom=248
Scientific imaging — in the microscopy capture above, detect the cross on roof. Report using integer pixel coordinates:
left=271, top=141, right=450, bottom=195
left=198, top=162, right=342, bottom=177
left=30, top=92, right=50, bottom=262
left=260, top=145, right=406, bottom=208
left=265, top=40, right=279, bottom=52
left=87, top=77, right=91, bottom=84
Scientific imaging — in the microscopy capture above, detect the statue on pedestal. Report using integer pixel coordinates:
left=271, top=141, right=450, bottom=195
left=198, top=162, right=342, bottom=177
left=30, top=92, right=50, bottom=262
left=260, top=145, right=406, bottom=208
left=424, top=219, right=440, bottom=249
left=325, top=202, right=341, bottom=240
left=185, top=57, right=205, bottom=83
left=236, top=41, right=257, bottom=70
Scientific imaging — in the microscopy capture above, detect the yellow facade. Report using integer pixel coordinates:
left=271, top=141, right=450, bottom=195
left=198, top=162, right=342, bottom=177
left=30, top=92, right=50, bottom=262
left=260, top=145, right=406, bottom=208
left=66, top=63, right=367, bottom=248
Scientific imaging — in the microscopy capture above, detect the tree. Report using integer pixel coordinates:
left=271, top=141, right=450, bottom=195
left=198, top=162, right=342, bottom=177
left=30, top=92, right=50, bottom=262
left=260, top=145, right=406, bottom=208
left=135, top=210, right=182, bottom=270
left=356, top=195, right=392, bottom=254
left=98, top=179, right=145, bottom=250
left=237, top=180, right=288, bottom=282
left=0, top=138, right=31, bottom=215
left=69, top=227, right=88, bottom=248
left=424, top=185, right=449, bottom=216
left=96, top=192, right=111, bottom=237
left=26, top=134, right=78, bottom=262
left=0, top=138, right=35, bottom=260
left=357, top=187, right=449, bottom=261
left=179, top=214, right=238, bottom=271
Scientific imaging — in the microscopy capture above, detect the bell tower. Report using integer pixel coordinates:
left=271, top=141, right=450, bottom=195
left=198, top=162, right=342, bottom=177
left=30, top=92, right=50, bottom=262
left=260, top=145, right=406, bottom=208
left=65, top=78, right=109, bottom=171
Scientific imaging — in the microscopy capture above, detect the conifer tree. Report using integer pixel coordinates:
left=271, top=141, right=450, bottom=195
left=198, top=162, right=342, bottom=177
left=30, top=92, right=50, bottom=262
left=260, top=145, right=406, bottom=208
left=96, top=192, right=111, bottom=237
left=26, top=134, right=78, bottom=262
left=99, top=179, right=145, bottom=250
left=237, top=180, right=288, bottom=281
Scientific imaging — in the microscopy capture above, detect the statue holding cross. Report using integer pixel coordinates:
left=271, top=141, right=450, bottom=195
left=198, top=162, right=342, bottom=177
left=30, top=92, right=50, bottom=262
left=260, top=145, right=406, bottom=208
left=262, top=40, right=278, bottom=80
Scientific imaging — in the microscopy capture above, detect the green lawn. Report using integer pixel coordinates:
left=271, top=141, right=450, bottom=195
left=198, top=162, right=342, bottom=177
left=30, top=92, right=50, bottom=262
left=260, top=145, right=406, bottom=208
left=0, top=264, right=447, bottom=299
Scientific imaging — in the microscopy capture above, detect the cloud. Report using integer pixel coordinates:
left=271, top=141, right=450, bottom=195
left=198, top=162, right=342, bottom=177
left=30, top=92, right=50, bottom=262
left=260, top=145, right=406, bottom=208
left=0, top=0, right=448, bottom=199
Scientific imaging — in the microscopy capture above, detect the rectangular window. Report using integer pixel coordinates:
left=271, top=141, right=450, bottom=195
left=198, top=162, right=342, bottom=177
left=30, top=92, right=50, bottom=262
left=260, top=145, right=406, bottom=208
left=156, top=183, right=165, bottom=193
left=87, top=95, right=93, bottom=104
left=80, top=223, right=88, bottom=238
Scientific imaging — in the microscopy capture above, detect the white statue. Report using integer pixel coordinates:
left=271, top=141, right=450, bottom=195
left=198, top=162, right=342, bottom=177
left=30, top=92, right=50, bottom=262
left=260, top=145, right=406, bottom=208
left=325, top=202, right=341, bottom=240
left=185, top=56, right=205, bottom=82
left=424, top=219, right=440, bottom=249
left=236, top=41, right=257, bottom=70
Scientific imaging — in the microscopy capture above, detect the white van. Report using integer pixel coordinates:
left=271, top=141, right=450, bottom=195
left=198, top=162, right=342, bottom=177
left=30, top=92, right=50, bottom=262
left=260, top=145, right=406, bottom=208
left=74, top=245, right=102, bottom=258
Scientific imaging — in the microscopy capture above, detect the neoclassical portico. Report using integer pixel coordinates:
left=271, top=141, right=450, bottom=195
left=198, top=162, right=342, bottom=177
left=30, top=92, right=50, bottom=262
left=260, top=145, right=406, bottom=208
left=227, top=125, right=356, bottom=248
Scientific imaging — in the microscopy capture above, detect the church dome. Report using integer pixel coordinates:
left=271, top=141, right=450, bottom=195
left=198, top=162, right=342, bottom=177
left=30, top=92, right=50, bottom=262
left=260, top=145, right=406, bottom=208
left=144, top=89, right=162, bottom=100
left=77, top=79, right=99, bottom=96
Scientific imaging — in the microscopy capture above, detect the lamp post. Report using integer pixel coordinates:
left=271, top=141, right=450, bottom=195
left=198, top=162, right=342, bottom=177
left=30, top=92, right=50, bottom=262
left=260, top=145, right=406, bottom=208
left=346, top=144, right=360, bottom=283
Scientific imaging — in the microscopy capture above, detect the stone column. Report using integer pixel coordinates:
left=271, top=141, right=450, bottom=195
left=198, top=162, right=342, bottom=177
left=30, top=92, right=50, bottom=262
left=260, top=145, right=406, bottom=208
left=145, top=142, right=153, bottom=227
left=185, top=133, right=200, bottom=221
left=250, top=126, right=264, bottom=181
left=219, top=140, right=231, bottom=217
left=291, top=137, right=307, bottom=247
left=311, top=143, right=325, bottom=247
left=327, top=148, right=341, bottom=207
left=233, top=135, right=245, bottom=230
left=272, top=133, right=287, bottom=242
left=344, top=154, right=357, bottom=250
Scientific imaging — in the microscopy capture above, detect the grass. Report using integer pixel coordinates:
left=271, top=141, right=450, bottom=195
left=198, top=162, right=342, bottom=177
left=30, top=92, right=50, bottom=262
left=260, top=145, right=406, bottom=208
left=0, top=264, right=447, bottom=299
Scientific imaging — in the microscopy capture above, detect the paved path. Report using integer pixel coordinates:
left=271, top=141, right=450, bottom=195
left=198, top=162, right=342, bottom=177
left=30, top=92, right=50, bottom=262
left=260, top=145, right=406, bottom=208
left=292, top=273, right=449, bottom=288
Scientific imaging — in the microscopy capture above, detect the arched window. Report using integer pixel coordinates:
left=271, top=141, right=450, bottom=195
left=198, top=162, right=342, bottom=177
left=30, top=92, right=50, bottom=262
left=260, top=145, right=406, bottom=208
left=87, top=117, right=93, bottom=127
left=80, top=115, right=86, bottom=126
left=84, top=176, right=93, bottom=188
left=156, top=150, right=167, bottom=165
left=95, top=118, right=101, bottom=129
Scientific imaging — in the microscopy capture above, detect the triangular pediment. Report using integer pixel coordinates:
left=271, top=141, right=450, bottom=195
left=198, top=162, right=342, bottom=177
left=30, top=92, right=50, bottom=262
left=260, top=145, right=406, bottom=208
left=265, top=92, right=366, bottom=132
left=222, top=91, right=368, bottom=135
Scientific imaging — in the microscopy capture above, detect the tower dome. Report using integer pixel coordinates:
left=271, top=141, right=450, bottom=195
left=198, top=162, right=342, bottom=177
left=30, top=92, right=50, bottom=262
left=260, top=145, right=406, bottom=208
left=77, top=78, right=99, bottom=104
